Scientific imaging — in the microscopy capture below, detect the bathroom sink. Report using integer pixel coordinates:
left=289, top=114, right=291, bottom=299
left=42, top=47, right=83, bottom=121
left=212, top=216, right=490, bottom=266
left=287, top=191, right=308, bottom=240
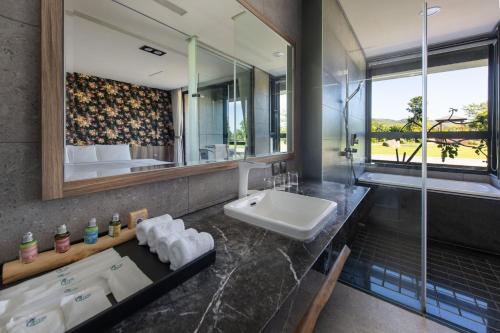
left=224, top=189, right=337, bottom=241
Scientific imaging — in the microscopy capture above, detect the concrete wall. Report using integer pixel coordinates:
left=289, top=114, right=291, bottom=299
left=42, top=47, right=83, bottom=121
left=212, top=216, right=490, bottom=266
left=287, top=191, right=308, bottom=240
left=0, top=0, right=302, bottom=263
left=301, top=0, right=325, bottom=180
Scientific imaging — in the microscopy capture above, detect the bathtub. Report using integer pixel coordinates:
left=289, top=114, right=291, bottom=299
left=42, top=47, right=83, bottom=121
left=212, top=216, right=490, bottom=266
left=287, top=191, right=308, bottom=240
left=358, top=172, right=500, bottom=199
left=358, top=171, right=500, bottom=254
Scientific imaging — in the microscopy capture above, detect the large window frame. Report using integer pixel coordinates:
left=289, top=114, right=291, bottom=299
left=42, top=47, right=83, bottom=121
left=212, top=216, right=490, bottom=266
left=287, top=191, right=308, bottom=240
left=270, top=75, right=287, bottom=153
left=365, top=39, right=498, bottom=174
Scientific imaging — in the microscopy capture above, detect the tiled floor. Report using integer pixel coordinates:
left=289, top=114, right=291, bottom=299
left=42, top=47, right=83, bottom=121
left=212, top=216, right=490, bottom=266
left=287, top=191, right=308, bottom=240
left=316, top=282, right=457, bottom=333
left=340, top=224, right=500, bottom=333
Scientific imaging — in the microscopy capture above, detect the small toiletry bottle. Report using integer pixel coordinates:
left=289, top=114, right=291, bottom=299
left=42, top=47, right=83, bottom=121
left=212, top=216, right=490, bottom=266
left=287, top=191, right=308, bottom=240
left=84, top=217, right=99, bottom=244
left=108, top=213, right=121, bottom=238
left=19, top=232, right=38, bottom=264
left=54, top=224, right=71, bottom=253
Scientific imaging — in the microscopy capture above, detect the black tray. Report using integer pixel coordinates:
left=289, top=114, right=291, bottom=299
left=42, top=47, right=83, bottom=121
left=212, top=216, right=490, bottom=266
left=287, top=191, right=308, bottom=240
left=1, top=239, right=216, bottom=332
left=70, top=240, right=216, bottom=332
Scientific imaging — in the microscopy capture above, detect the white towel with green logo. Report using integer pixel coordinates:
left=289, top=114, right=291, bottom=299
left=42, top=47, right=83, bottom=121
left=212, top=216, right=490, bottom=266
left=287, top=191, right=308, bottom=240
left=105, top=257, right=152, bottom=302
left=60, top=286, right=111, bottom=330
left=5, top=306, right=64, bottom=333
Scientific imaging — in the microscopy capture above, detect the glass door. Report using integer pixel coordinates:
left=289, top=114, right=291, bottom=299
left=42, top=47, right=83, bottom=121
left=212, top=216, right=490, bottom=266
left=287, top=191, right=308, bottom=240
left=336, top=0, right=428, bottom=314
left=424, top=1, right=499, bottom=331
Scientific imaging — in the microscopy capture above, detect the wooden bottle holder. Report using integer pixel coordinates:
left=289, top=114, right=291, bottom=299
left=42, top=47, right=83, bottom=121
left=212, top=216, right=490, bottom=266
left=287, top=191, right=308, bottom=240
left=2, top=228, right=136, bottom=285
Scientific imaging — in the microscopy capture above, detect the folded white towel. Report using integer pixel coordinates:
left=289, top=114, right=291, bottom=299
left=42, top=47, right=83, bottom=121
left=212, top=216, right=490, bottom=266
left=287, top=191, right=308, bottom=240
left=169, top=232, right=215, bottom=270
left=60, top=286, right=111, bottom=330
left=105, top=257, right=152, bottom=302
left=5, top=306, right=65, bottom=333
left=0, top=249, right=120, bottom=301
left=136, top=214, right=172, bottom=245
left=147, top=219, right=185, bottom=253
left=155, top=229, right=198, bottom=263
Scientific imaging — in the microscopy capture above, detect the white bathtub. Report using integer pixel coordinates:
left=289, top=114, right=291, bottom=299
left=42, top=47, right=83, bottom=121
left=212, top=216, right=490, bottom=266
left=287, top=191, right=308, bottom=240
left=358, top=172, right=500, bottom=199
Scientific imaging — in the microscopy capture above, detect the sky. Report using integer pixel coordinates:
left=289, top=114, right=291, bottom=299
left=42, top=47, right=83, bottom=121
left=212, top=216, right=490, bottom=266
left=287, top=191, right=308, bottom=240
left=372, top=66, right=488, bottom=121
left=228, top=101, right=245, bottom=133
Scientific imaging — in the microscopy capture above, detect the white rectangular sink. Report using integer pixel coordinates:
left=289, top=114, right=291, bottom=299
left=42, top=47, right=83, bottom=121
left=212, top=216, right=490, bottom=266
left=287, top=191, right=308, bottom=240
left=224, top=189, right=337, bottom=241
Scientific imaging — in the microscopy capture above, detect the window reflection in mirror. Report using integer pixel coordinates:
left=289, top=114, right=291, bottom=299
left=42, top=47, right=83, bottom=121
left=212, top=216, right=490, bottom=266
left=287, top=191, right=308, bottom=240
left=184, top=46, right=252, bottom=165
left=234, top=8, right=293, bottom=156
left=63, top=0, right=293, bottom=182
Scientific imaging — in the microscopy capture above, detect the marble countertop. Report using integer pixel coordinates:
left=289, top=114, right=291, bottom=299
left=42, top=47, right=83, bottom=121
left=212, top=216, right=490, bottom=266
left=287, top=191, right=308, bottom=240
left=109, top=180, right=370, bottom=333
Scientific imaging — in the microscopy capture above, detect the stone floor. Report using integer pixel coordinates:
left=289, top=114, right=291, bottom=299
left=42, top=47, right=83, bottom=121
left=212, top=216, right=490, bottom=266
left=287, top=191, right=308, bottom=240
left=315, top=283, right=457, bottom=333
left=341, top=224, right=500, bottom=332
left=264, top=269, right=456, bottom=333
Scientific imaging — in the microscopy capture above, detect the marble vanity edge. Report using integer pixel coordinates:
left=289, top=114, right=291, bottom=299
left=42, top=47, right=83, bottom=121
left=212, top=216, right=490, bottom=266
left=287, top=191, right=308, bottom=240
left=260, top=183, right=370, bottom=331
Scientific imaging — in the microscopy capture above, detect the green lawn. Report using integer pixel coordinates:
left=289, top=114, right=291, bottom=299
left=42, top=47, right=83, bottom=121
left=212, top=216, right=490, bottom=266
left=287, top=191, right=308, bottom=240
left=371, top=142, right=485, bottom=160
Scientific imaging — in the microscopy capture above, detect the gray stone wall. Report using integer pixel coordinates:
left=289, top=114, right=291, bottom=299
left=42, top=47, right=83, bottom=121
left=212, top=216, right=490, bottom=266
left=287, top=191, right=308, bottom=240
left=0, top=0, right=302, bottom=263
left=301, top=0, right=366, bottom=184
left=321, top=0, right=366, bottom=185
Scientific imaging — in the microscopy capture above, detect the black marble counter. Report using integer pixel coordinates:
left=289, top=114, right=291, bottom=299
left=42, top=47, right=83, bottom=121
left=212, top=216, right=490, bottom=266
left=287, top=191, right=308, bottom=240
left=109, top=181, right=370, bottom=333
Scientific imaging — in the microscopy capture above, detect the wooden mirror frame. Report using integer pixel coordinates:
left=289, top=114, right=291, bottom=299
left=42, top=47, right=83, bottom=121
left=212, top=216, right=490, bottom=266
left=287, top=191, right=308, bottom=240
left=41, top=0, right=295, bottom=200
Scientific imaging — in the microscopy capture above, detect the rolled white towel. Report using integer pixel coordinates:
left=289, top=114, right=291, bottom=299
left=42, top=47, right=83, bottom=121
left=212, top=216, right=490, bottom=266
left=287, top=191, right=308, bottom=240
left=196, top=232, right=215, bottom=254
left=136, top=214, right=172, bottom=245
left=156, top=228, right=198, bottom=263
left=146, top=218, right=180, bottom=249
left=148, top=219, right=185, bottom=253
left=169, top=232, right=215, bottom=270
left=169, top=235, right=197, bottom=270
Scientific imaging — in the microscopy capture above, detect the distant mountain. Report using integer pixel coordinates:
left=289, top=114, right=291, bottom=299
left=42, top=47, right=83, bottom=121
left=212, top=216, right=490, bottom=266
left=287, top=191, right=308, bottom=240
left=372, top=118, right=407, bottom=125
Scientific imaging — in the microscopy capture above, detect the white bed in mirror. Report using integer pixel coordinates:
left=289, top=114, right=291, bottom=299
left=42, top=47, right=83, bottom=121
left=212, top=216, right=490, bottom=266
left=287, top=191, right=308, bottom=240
left=64, top=145, right=174, bottom=181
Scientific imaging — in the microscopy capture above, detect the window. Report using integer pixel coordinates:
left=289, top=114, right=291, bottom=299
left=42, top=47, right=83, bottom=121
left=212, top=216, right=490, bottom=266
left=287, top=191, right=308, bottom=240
left=368, top=45, right=492, bottom=170
left=271, top=77, right=288, bottom=153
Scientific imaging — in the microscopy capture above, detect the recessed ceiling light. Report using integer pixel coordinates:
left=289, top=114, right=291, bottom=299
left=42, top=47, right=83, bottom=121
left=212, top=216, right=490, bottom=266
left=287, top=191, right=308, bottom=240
left=273, top=51, right=285, bottom=58
left=420, top=6, right=441, bottom=16
left=139, top=45, right=166, bottom=56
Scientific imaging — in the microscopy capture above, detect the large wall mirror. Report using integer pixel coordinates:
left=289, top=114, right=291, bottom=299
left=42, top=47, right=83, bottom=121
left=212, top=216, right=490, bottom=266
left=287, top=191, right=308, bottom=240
left=41, top=0, right=294, bottom=199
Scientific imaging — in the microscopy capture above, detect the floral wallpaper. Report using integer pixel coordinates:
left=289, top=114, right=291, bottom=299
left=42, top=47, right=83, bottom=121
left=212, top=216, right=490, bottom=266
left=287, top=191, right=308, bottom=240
left=65, top=72, right=174, bottom=146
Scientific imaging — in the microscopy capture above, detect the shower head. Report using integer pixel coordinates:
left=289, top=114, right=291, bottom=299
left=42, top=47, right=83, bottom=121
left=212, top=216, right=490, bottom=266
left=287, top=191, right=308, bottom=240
left=346, top=81, right=364, bottom=103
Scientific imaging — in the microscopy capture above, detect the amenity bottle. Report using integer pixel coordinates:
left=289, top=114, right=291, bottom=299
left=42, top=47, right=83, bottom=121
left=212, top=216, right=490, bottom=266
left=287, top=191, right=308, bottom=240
left=108, top=213, right=121, bottom=238
left=84, top=217, right=99, bottom=244
left=19, top=232, right=38, bottom=264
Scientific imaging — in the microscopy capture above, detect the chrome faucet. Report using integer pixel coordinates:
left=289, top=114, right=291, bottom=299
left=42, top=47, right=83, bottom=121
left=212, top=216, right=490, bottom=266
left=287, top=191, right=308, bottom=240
left=238, top=161, right=269, bottom=198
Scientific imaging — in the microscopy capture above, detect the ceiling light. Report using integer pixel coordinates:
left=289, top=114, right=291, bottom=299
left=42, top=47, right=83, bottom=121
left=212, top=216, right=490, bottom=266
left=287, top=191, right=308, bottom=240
left=140, top=45, right=166, bottom=56
left=273, top=51, right=285, bottom=58
left=154, top=0, right=187, bottom=16
left=420, top=6, right=441, bottom=16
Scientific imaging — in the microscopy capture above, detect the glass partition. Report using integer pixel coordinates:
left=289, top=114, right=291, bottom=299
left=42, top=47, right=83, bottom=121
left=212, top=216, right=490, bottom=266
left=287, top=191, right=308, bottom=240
left=336, top=0, right=426, bottom=313
left=424, top=1, right=499, bottom=331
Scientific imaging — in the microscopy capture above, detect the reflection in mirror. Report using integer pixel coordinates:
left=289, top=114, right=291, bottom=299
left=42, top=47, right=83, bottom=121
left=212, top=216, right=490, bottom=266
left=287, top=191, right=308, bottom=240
left=234, top=9, right=293, bottom=156
left=184, top=46, right=252, bottom=164
left=63, top=0, right=293, bottom=182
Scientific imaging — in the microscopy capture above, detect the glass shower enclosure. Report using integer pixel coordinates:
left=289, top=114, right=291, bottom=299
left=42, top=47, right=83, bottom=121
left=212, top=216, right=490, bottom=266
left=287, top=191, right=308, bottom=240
left=334, top=0, right=428, bottom=315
